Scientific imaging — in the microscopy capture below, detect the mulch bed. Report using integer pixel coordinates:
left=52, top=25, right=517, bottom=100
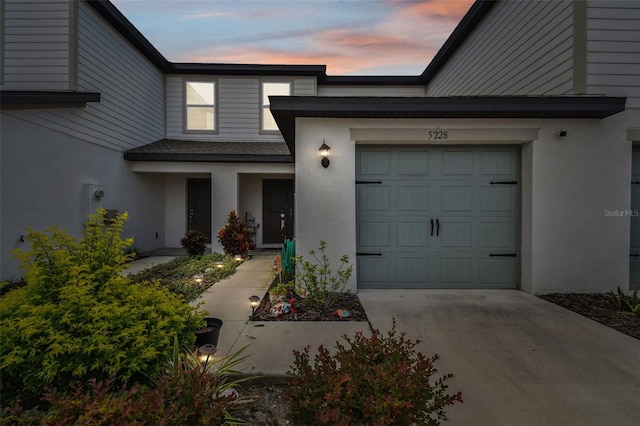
left=539, top=293, right=640, bottom=340
left=251, top=293, right=369, bottom=322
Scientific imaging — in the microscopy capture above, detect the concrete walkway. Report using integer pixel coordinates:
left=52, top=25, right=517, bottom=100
left=125, top=254, right=640, bottom=425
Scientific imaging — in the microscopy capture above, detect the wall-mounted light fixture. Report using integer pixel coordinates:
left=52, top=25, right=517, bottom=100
left=319, top=140, right=331, bottom=168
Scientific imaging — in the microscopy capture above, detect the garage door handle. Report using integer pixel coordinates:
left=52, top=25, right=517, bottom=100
left=489, top=253, right=517, bottom=257
left=357, top=252, right=383, bottom=256
left=430, top=219, right=434, bottom=236
left=436, top=219, right=440, bottom=236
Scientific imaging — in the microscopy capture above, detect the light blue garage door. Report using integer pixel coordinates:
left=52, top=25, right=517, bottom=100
left=356, top=146, right=520, bottom=289
left=631, top=148, right=640, bottom=290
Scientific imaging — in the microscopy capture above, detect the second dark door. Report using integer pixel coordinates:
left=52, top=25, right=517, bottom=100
left=263, top=179, right=294, bottom=244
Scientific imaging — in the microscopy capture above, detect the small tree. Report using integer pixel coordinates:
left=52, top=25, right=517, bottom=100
left=216, top=210, right=254, bottom=257
left=1, top=210, right=203, bottom=406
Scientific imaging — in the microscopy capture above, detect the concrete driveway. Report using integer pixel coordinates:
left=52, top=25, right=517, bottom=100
left=358, top=289, right=640, bottom=426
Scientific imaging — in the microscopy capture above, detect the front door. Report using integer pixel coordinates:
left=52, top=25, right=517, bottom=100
left=263, top=179, right=294, bottom=244
left=187, top=178, right=212, bottom=243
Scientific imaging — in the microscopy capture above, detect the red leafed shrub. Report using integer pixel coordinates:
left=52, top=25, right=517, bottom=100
left=285, top=321, right=462, bottom=425
left=216, top=210, right=254, bottom=257
left=181, top=229, right=208, bottom=257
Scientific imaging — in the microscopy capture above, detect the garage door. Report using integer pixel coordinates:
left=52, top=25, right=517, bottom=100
left=631, top=148, right=640, bottom=290
left=356, top=146, right=519, bottom=289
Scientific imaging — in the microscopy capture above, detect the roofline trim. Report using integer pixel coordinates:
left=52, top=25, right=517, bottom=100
left=124, top=153, right=294, bottom=163
left=0, top=91, right=101, bottom=106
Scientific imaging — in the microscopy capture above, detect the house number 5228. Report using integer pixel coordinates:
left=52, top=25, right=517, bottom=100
left=428, top=130, right=448, bottom=140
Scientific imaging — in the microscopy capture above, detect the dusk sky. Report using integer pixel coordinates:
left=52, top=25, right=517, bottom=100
left=110, top=0, right=475, bottom=76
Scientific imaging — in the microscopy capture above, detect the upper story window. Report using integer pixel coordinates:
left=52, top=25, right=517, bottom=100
left=262, top=82, right=291, bottom=132
left=185, top=81, right=215, bottom=132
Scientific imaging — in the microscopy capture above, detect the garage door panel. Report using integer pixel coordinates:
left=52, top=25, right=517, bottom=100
left=359, top=150, right=391, bottom=175
left=358, top=186, right=390, bottom=211
left=440, top=258, right=473, bottom=283
left=480, top=187, right=515, bottom=212
left=631, top=259, right=640, bottom=289
left=632, top=149, right=640, bottom=290
left=441, top=186, right=474, bottom=211
left=359, top=222, right=390, bottom=247
left=440, top=221, right=473, bottom=247
left=479, top=259, right=517, bottom=286
left=482, top=150, right=515, bottom=175
left=396, top=257, right=429, bottom=283
left=358, top=257, right=390, bottom=286
left=631, top=186, right=640, bottom=210
left=397, top=186, right=430, bottom=211
left=479, top=222, right=515, bottom=248
left=397, top=222, right=430, bottom=247
left=442, top=150, right=474, bottom=175
left=398, top=151, right=430, bottom=175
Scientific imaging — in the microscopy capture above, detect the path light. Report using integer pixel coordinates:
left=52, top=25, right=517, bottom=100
left=197, top=344, right=217, bottom=363
left=319, top=140, right=330, bottom=168
left=192, top=273, right=204, bottom=284
left=215, top=261, right=224, bottom=268
left=233, top=254, right=244, bottom=262
left=249, top=295, right=261, bottom=320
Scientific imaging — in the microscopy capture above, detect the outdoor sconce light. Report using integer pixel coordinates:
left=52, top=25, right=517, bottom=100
left=249, top=295, right=261, bottom=319
left=197, top=344, right=217, bottom=364
left=192, top=273, right=204, bottom=285
left=319, top=140, right=331, bottom=168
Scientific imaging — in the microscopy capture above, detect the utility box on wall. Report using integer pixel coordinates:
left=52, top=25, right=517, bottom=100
left=85, top=183, right=104, bottom=218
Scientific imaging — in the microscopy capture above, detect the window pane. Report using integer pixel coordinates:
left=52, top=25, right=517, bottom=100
left=187, top=82, right=214, bottom=105
left=262, top=82, right=290, bottom=130
left=187, top=107, right=214, bottom=130
left=263, top=82, right=290, bottom=104
left=263, top=106, right=278, bottom=131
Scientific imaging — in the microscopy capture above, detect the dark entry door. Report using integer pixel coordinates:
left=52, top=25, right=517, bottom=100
left=187, top=178, right=212, bottom=243
left=263, top=179, right=294, bottom=244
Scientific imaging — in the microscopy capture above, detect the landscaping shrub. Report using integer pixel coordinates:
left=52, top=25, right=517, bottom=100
left=294, top=241, right=352, bottom=311
left=2, top=344, right=255, bottom=425
left=181, top=229, right=208, bottom=256
left=285, top=321, right=462, bottom=425
left=609, top=287, right=640, bottom=315
left=0, top=210, right=204, bottom=407
left=217, top=210, right=254, bottom=257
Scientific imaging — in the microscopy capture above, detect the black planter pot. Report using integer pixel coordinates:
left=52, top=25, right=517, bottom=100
left=194, top=317, right=223, bottom=348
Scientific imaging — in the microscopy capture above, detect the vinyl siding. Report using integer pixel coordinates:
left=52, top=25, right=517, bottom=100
left=166, top=76, right=315, bottom=141
left=427, top=1, right=573, bottom=96
left=587, top=1, right=640, bottom=107
left=1, top=0, right=71, bottom=89
left=318, top=85, right=426, bottom=97
left=2, top=1, right=165, bottom=151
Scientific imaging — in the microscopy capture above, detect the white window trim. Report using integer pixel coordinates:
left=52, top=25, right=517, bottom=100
left=260, top=80, right=291, bottom=134
left=184, top=79, right=218, bottom=134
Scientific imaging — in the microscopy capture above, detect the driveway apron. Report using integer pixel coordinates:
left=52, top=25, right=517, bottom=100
left=358, top=289, right=640, bottom=426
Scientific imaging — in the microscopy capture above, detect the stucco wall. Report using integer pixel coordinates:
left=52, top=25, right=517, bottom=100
left=293, top=113, right=635, bottom=294
left=0, top=114, right=165, bottom=279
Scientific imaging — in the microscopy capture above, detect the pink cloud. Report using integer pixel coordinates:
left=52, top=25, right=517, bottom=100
left=391, top=0, right=475, bottom=20
left=181, top=11, right=231, bottom=21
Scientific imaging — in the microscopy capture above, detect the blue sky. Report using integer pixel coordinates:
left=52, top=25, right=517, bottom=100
left=111, top=0, right=475, bottom=75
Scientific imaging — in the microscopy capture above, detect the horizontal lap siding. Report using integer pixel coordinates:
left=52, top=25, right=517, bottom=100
left=166, top=76, right=315, bottom=141
left=76, top=1, right=164, bottom=150
left=587, top=1, right=640, bottom=107
left=427, top=1, right=573, bottom=96
left=1, top=0, right=70, bottom=89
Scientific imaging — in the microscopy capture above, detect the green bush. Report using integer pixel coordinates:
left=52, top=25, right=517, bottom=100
left=0, top=210, right=204, bottom=406
left=285, top=321, right=462, bottom=425
left=181, top=229, right=208, bottom=257
left=3, top=344, right=255, bottom=425
left=294, top=241, right=352, bottom=311
left=609, top=287, right=640, bottom=315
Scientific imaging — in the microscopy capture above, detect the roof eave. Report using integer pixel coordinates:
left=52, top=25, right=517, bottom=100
left=124, top=153, right=294, bottom=163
